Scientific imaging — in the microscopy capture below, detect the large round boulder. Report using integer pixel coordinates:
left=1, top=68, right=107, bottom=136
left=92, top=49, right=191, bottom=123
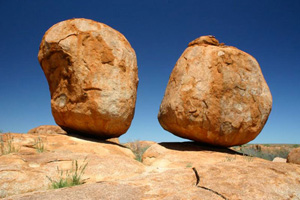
left=158, top=36, right=272, bottom=147
left=38, top=18, right=138, bottom=138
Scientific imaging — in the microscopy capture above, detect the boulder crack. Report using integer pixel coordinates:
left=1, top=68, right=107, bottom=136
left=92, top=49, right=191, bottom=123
left=58, top=33, right=78, bottom=45
left=192, top=167, right=228, bottom=200
left=83, top=87, right=102, bottom=91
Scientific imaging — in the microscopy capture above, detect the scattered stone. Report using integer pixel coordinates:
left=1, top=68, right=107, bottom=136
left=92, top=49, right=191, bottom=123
left=272, top=157, right=287, bottom=163
left=287, top=147, right=300, bottom=165
left=158, top=35, right=272, bottom=147
left=38, top=18, right=138, bottom=138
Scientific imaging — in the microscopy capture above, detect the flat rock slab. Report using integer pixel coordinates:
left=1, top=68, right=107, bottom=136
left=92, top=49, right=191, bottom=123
left=1, top=133, right=300, bottom=199
left=0, top=133, right=144, bottom=197
left=143, top=142, right=300, bottom=200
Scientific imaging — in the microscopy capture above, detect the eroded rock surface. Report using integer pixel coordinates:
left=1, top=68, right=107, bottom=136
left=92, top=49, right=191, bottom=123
left=1, top=133, right=300, bottom=199
left=0, top=133, right=143, bottom=198
left=28, top=125, right=66, bottom=135
left=142, top=142, right=300, bottom=200
left=38, top=18, right=138, bottom=138
left=158, top=35, right=272, bottom=147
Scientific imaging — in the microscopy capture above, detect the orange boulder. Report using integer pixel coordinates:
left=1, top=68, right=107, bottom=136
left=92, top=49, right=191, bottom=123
left=158, top=36, right=272, bottom=147
left=38, top=18, right=138, bottom=138
left=287, top=147, right=300, bottom=165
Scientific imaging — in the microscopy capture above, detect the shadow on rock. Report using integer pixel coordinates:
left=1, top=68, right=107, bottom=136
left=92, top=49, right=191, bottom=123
left=159, top=142, right=243, bottom=155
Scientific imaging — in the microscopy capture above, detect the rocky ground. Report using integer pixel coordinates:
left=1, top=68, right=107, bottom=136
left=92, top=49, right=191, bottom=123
left=1, top=130, right=300, bottom=200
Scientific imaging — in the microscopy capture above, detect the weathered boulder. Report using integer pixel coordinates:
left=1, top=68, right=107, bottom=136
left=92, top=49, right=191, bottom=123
left=38, top=18, right=138, bottom=138
left=28, top=125, right=67, bottom=135
left=287, top=147, right=300, bottom=165
left=158, top=35, right=272, bottom=147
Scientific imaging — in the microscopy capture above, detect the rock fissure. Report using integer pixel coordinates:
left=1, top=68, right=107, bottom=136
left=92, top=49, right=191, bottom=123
left=46, top=159, right=72, bottom=164
left=192, top=167, right=228, bottom=200
left=83, top=87, right=102, bottom=92
left=57, top=33, right=78, bottom=45
left=198, top=185, right=228, bottom=200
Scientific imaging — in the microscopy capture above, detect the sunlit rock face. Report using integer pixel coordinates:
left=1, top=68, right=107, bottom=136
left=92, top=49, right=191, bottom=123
left=158, top=36, right=272, bottom=147
left=38, top=18, right=138, bottom=138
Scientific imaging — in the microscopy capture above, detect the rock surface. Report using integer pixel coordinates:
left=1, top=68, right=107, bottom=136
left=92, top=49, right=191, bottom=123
left=1, top=132, right=299, bottom=200
left=0, top=133, right=142, bottom=198
left=28, top=125, right=67, bottom=135
left=143, top=142, right=300, bottom=200
left=287, top=147, right=300, bottom=165
left=158, top=35, right=272, bottom=147
left=38, top=18, right=138, bottom=138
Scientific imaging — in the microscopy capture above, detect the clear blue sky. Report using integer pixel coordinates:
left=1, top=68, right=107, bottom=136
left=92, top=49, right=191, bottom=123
left=0, top=0, right=299, bottom=144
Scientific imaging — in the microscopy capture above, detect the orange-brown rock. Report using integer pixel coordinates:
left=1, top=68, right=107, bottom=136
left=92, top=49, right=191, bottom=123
left=0, top=133, right=143, bottom=198
left=1, top=132, right=300, bottom=199
left=142, top=142, right=300, bottom=200
left=28, top=125, right=67, bottom=135
left=158, top=35, right=272, bottom=147
left=287, top=147, right=300, bottom=165
left=38, top=18, right=138, bottom=138
left=3, top=137, right=300, bottom=200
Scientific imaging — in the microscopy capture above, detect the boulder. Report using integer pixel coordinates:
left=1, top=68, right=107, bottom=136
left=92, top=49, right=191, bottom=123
left=158, top=35, right=272, bottom=147
left=287, top=147, right=300, bottom=165
left=28, top=125, right=67, bottom=135
left=38, top=18, right=138, bottom=138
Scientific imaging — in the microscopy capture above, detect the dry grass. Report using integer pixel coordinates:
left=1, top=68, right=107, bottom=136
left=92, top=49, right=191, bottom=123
left=125, top=140, right=151, bottom=162
left=47, top=158, right=88, bottom=189
left=0, top=133, right=19, bottom=155
left=232, top=144, right=294, bottom=161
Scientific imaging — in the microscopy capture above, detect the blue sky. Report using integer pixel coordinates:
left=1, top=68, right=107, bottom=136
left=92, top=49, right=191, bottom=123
left=0, top=0, right=299, bottom=144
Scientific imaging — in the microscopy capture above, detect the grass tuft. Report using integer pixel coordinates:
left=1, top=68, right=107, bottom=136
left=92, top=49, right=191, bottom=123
left=224, top=155, right=237, bottom=162
left=186, top=163, right=193, bottom=168
left=0, top=134, right=19, bottom=155
left=126, top=140, right=150, bottom=162
left=0, top=189, right=7, bottom=198
left=47, top=158, right=88, bottom=189
left=34, top=137, right=46, bottom=153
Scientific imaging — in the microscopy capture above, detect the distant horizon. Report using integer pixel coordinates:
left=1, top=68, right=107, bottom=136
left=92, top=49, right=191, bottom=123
left=0, top=1, right=299, bottom=144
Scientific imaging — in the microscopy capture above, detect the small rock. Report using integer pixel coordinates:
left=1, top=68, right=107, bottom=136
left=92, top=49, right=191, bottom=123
left=272, top=157, right=287, bottom=163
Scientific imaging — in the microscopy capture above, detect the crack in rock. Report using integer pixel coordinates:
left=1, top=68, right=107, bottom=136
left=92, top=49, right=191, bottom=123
left=57, top=33, right=78, bottom=45
left=192, top=167, right=228, bottom=200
